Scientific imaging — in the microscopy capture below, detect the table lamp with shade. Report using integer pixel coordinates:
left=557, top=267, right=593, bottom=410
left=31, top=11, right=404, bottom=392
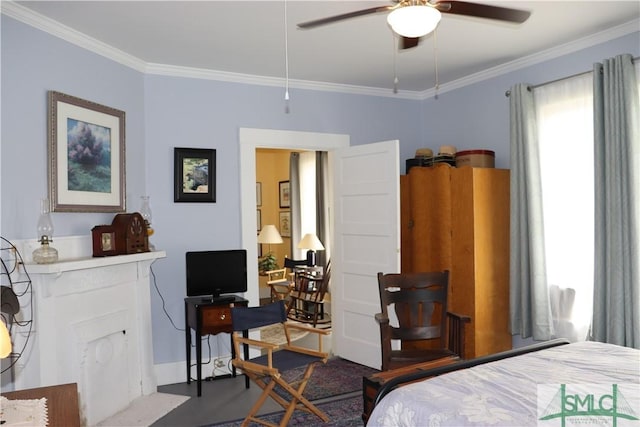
left=297, top=233, right=324, bottom=267
left=257, top=225, right=283, bottom=273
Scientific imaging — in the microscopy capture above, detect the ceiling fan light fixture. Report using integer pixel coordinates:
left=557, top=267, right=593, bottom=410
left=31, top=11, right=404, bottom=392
left=387, top=5, right=441, bottom=38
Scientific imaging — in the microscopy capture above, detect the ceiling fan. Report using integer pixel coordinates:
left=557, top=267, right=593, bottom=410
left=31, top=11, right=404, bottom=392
left=298, top=0, right=531, bottom=49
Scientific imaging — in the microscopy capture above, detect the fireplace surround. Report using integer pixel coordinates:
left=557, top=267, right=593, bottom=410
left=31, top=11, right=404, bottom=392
left=8, top=235, right=165, bottom=425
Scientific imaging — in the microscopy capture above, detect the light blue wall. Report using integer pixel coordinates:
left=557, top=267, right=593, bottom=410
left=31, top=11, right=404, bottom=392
left=143, top=76, right=421, bottom=363
left=1, top=16, right=146, bottom=238
left=1, top=15, right=421, bottom=367
left=2, top=14, right=638, bottom=369
left=420, top=32, right=640, bottom=169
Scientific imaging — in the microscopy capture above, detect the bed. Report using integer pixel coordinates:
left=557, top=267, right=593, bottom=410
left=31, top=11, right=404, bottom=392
left=367, top=339, right=640, bottom=426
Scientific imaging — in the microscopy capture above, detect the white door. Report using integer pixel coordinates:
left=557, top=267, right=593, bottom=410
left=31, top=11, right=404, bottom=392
left=331, top=140, right=400, bottom=369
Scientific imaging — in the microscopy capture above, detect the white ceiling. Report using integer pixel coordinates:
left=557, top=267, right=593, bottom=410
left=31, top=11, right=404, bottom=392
left=8, top=1, right=640, bottom=94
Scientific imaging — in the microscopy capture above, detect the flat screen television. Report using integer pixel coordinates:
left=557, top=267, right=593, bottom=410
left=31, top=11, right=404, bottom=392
left=186, top=249, right=247, bottom=301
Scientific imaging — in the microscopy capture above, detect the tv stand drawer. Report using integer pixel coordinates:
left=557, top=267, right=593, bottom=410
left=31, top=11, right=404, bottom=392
left=201, top=305, right=232, bottom=334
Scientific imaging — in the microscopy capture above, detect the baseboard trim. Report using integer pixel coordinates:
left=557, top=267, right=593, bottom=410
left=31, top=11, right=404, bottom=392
left=154, top=359, right=233, bottom=386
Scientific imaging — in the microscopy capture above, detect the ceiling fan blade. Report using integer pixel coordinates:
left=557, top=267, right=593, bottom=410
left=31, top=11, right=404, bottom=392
left=297, top=5, right=395, bottom=29
left=400, top=37, right=420, bottom=50
left=433, top=1, right=530, bottom=23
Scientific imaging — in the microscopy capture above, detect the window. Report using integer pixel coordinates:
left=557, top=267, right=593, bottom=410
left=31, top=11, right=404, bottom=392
left=298, top=151, right=317, bottom=244
left=534, top=61, right=640, bottom=341
left=535, top=73, right=594, bottom=341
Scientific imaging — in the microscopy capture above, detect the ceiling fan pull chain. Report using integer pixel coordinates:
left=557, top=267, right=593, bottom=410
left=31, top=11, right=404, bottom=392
left=284, top=0, right=291, bottom=113
left=393, top=34, right=399, bottom=94
left=433, top=27, right=440, bottom=99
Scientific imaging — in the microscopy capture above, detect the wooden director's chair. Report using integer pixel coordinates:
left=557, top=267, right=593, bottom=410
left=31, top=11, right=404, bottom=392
left=230, top=300, right=331, bottom=427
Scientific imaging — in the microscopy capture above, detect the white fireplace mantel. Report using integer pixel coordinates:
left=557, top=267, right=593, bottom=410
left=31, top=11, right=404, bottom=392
left=23, top=251, right=163, bottom=274
left=10, top=235, right=166, bottom=426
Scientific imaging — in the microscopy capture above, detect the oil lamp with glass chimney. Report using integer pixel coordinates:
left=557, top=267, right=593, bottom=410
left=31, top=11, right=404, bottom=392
left=32, top=198, right=58, bottom=264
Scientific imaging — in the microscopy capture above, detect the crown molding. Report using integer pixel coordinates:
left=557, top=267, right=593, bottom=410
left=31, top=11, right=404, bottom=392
left=1, top=1, right=147, bottom=72
left=144, top=63, right=423, bottom=100
left=419, top=18, right=640, bottom=99
left=3, top=1, right=637, bottom=101
left=1, top=0, right=419, bottom=99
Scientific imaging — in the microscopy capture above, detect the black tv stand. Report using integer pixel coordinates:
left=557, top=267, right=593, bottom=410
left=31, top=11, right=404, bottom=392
left=210, top=295, right=236, bottom=303
left=197, top=295, right=236, bottom=304
left=184, top=295, right=249, bottom=396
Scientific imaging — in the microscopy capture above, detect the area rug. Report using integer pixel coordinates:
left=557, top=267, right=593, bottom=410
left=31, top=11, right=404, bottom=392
left=277, top=357, right=378, bottom=401
left=96, top=392, right=190, bottom=426
left=204, top=357, right=376, bottom=427
left=207, top=395, right=364, bottom=427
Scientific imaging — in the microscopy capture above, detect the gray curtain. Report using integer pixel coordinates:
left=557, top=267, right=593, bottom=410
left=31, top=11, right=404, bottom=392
left=591, top=54, right=640, bottom=348
left=315, top=151, right=329, bottom=268
left=509, top=83, right=554, bottom=340
left=289, top=152, right=302, bottom=259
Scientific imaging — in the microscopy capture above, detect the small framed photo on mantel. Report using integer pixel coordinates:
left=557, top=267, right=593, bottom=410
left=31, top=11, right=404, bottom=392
left=174, top=147, right=216, bottom=203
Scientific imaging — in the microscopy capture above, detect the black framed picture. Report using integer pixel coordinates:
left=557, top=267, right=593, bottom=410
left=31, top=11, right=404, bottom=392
left=174, top=147, right=216, bottom=203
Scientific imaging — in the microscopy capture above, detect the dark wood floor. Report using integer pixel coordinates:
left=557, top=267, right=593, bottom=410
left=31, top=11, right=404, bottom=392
left=153, top=297, right=333, bottom=426
left=151, top=374, right=282, bottom=426
left=152, top=375, right=360, bottom=427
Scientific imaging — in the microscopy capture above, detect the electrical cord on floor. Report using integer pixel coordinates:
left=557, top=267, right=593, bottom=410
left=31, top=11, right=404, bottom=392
left=188, top=335, right=217, bottom=382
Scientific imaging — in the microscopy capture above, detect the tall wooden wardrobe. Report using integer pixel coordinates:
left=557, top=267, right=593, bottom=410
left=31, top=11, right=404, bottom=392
left=400, top=164, right=511, bottom=359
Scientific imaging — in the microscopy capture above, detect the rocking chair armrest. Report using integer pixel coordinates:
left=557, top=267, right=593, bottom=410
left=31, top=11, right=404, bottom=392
left=268, top=279, right=292, bottom=287
left=269, top=282, right=294, bottom=293
left=288, top=292, right=315, bottom=302
left=374, top=313, right=389, bottom=325
left=445, top=311, right=471, bottom=358
left=446, top=311, right=472, bottom=323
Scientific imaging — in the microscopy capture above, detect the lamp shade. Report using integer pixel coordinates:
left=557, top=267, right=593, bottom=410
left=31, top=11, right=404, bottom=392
left=297, top=233, right=325, bottom=251
left=387, top=5, right=441, bottom=38
left=258, top=225, right=283, bottom=244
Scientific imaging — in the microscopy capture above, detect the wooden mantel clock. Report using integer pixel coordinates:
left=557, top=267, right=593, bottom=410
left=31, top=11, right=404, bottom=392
left=92, top=212, right=149, bottom=257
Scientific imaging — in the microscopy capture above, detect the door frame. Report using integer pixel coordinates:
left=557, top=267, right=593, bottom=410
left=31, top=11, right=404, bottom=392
left=239, top=128, right=349, bottom=306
